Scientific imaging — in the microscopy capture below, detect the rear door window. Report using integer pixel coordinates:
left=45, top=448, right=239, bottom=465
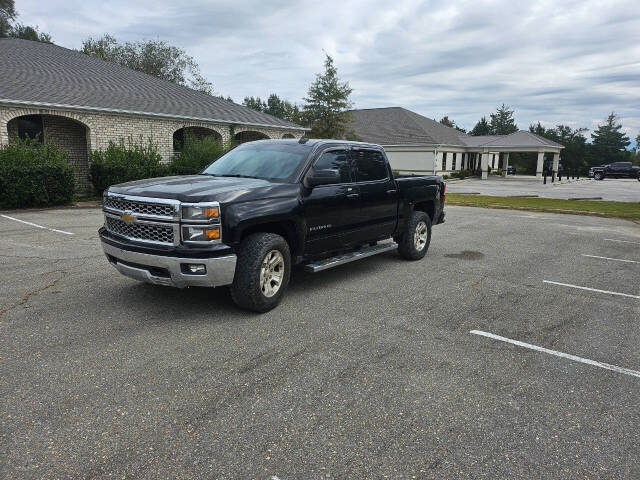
left=312, top=149, right=352, bottom=183
left=352, top=149, right=389, bottom=182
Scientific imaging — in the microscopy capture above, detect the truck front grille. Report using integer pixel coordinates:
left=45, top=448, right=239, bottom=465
left=105, top=216, right=176, bottom=246
left=104, top=196, right=177, bottom=219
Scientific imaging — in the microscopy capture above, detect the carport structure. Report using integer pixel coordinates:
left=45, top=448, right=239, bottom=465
left=461, top=130, right=564, bottom=179
left=348, top=107, right=564, bottom=179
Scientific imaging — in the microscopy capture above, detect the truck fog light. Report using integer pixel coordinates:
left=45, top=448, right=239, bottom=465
left=182, top=263, right=207, bottom=275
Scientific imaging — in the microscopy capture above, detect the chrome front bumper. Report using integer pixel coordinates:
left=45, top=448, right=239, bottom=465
left=101, top=241, right=236, bottom=288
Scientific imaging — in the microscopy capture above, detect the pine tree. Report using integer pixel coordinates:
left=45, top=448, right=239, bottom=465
left=591, top=112, right=630, bottom=163
left=243, top=96, right=266, bottom=112
left=489, top=104, right=518, bottom=135
left=470, top=116, right=491, bottom=136
left=302, top=54, right=353, bottom=138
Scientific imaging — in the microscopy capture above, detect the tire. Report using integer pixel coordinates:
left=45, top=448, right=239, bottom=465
left=594, top=172, right=604, bottom=180
left=230, top=233, right=291, bottom=313
left=397, top=211, right=432, bottom=260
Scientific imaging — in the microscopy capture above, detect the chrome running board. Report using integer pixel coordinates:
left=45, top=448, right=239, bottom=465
left=304, top=241, right=398, bottom=273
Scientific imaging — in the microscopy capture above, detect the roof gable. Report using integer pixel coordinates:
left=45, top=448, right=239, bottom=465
left=0, top=38, right=304, bottom=130
left=349, top=107, right=466, bottom=146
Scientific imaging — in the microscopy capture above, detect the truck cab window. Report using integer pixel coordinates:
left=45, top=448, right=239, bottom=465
left=313, top=149, right=351, bottom=183
left=353, top=149, right=388, bottom=182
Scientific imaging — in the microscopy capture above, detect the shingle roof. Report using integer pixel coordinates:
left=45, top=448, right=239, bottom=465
left=462, top=130, right=564, bottom=148
left=0, top=38, right=304, bottom=130
left=349, top=107, right=464, bottom=145
left=349, top=107, right=563, bottom=149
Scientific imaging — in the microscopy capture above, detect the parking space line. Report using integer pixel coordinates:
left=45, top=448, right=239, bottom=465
left=582, top=254, right=639, bottom=264
left=604, top=238, right=640, bottom=246
left=0, top=214, right=74, bottom=235
left=543, top=280, right=640, bottom=299
left=470, top=330, right=640, bottom=379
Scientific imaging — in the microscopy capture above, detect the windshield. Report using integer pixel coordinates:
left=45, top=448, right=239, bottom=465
left=202, top=142, right=310, bottom=181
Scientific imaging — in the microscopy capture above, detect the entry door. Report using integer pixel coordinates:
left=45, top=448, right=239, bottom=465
left=351, top=148, right=398, bottom=243
left=302, top=148, right=361, bottom=255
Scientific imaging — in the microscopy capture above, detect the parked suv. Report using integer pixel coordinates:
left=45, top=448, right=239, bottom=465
left=99, top=139, right=446, bottom=312
left=588, top=162, right=640, bottom=180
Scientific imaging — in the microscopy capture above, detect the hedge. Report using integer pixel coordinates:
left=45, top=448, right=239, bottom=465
left=89, top=139, right=167, bottom=194
left=169, top=134, right=229, bottom=175
left=0, top=138, right=75, bottom=208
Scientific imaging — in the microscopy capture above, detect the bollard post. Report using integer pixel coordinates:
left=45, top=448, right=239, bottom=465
left=552, top=172, right=555, bottom=183
left=544, top=172, right=547, bottom=184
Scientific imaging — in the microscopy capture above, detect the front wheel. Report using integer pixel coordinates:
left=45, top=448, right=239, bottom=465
left=397, top=211, right=432, bottom=260
left=594, top=172, right=604, bottom=180
left=230, top=233, right=291, bottom=312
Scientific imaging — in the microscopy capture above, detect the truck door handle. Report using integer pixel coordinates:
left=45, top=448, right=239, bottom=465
left=346, top=193, right=360, bottom=200
left=386, top=189, right=397, bottom=195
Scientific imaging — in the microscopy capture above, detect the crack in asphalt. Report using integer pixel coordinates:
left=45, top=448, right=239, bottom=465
left=0, top=270, right=70, bottom=322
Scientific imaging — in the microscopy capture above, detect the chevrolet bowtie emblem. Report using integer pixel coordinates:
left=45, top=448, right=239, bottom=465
left=121, top=212, right=136, bottom=224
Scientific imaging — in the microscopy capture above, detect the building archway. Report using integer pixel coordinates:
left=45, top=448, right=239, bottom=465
left=7, top=113, right=91, bottom=193
left=173, top=126, right=223, bottom=154
left=234, top=130, right=269, bottom=145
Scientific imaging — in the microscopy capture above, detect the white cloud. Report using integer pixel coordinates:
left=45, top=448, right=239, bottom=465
left=15, top=0, right=640, bottom=138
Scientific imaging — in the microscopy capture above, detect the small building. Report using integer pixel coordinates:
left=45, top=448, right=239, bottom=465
left=0, top=38, right=306, bottom=193
left=349, top=107, right=564, bottom=179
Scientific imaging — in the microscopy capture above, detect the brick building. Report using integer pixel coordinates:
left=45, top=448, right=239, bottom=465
left=0, top=38, right=306, bottom=193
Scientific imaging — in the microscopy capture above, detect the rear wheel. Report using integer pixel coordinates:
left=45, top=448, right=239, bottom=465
left=230, top=233, right=291, bottom=312
left=397, top=211, right=431, bottom=260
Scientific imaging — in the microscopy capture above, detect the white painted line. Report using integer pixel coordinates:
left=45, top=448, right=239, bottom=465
left=582, top=254, right=640, bottom=264
left=0, top=214, right=74, bottom=235
left=604, top=238, right=640, bottom=246
left=470, top=330, right=640, bottom=379
left=543, top=280, right=640, bottom=299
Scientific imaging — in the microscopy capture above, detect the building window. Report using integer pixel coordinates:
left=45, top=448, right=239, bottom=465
left=492, top=154, right=496, bottom=168
left=452, top=153, right=457, bottom=170
left=442, top=152, right=447, bottom=170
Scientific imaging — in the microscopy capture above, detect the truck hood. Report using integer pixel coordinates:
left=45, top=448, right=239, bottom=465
left=108, top=175, right=299, bottom=204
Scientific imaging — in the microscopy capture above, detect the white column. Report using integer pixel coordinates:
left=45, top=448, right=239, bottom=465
left=502, top=153, right=510, bottom=177
left=536, top=151, right=545, bottom=179
left=481, top=152, right=489, bottom=180
left=552, top=152, right=559, bottom=176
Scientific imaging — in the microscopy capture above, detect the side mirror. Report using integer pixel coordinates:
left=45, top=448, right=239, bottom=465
left=307, top=169, right=341, bottom=187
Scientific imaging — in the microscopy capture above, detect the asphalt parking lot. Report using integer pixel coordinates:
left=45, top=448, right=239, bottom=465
left=448, top=176, right=640, bottom=202
left=1, top=205, right=639, bottom=479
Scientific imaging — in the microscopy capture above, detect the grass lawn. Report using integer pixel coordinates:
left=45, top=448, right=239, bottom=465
left=447, top=193, right=640, bottom=221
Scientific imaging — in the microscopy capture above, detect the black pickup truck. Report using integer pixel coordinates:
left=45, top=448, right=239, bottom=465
left=99, top=139, right=446, bottom=311
left=589, top=162, right=640, bottom=180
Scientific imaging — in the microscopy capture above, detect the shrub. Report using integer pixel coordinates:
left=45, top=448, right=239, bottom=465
left=168, top=134, right=229, bottom=175
left=89, top=138, right=167, bottom=194
left=0, top=137, right=75, bottom=208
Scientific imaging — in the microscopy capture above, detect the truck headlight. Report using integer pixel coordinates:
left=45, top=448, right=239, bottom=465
left=182, top=225, right=221, bottom=243
left=181, top=203, right=220, bottom=222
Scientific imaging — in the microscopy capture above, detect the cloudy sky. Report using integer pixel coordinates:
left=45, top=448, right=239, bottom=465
left=16, top=0, right=640, bottom=139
